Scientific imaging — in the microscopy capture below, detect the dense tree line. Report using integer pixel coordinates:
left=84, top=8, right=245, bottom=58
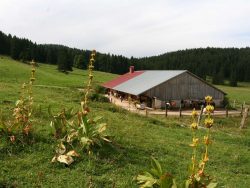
left=1, top=30, right=250, bottom=86
left=0, top=31, right=129, bottom=73
left=132, top=48, right=250, bottom=86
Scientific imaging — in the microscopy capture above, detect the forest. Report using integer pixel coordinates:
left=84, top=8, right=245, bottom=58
left=0, top=30, right=250, bottom=86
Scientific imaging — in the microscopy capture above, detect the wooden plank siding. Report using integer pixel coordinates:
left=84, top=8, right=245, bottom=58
left=143, top=72, right=224, bottom=102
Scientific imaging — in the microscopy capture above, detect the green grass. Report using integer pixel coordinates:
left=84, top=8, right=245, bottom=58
left=0, top=56, right=249, bottom=187
left=216, top=83, right=250, bottom=105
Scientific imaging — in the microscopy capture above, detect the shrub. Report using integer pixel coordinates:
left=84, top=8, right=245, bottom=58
left=90, top=93, right=109, bottom=103
left=95, top=85, right=106, bottom=94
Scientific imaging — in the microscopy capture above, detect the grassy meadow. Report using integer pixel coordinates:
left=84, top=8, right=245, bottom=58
left=0, top=56, right=249, bottom=187
left=217, top=83, right=250, bottom=105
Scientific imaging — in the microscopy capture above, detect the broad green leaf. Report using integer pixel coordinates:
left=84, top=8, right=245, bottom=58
left=136, top=172, right=158, bottom=187
left=172, top=179, right=177, bottom=188
left=48, top=105, right=53, bottom=116
left=160, top=173, right=174, bottom=188
left=184, top=179, right=191, bottom=188
left=50, top=121, right=54, bottom=127
left=207, top=182, right=218, bottom=188
left=151, top=157, right=163, bottom=176
left=93, top=116, right=102, bottom=122
left=80, top=137, right=91, bottom=147
left=80, top=123, right=87, bottom=134
left=65, top=108, right=75, bottom=119
left=97, top=123, right=107, bottom=133
left=15, top=100, right=21, bottom=106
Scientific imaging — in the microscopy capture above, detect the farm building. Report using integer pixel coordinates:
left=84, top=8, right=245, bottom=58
left=102, top=66, right=226, bottom=108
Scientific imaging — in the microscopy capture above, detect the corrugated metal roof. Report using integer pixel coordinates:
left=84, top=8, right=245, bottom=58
left=102, top=71, right=144, bottom=89
left=113, top=70, right=187, bottom=95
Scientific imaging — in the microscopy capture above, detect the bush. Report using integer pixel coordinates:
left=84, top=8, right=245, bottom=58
left=90, top=93, right=109, bottom=103
left=95, top=85, right=106, bottom=94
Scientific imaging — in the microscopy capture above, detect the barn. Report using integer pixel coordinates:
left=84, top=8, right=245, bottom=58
left=102, top=66, right=226, bottom=108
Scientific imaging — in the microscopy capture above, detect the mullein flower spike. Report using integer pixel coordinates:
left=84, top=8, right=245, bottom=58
left=204, top=118, right=214, bottom=128
left=205, top=95, right=212, bottom=104
left=205, top=105, right=214, bottom=113
left=81, top=50, right=96, bottom=112
left=188, top=96, right=215, bottom=186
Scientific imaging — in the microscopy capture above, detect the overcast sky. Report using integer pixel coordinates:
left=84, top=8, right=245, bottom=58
left=0, top=0, right=250, bottom=57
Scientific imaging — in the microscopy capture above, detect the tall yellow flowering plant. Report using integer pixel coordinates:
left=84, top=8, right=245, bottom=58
left=51, top=50, right=111, bottom=166
left=136, top=96, right=217, bottom=188
left=5, top=60, right=36, bottom=143
left=186, top=96, right=217, bottom=187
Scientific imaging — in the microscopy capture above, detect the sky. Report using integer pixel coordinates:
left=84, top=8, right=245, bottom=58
left=0, top=0, right=250, bottom=57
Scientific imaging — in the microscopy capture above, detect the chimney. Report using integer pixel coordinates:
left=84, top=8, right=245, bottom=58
left=129, top=66, right=134, bottom=74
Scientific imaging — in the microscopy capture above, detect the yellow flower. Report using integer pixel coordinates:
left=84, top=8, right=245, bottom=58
left=204, top=136, right=210, bottom=145
left=191, top=109, right=198, bottom=118
left=21, top=83, right=26, bottom=89
left=189, top=138, right=199, bottom=147
left=30, top=77, right=35, bottom=82
left=203, top=153, right=209, bottom=162
left=204, top=118, right=214, bottom=128
left=191, top=122, right=198, bottom=129
left=205, top=96, right=213, bottom=103
left=205, top=105, right=214, bottom=113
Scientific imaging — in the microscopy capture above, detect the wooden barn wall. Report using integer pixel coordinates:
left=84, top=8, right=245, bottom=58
left=143, top=72, right=224, bottom=101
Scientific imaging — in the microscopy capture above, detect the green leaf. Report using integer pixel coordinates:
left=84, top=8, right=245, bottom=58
left=136, top=172, right=158, bottom=187
left=15, top=100, right=21, bottom=106
left=65, top=107, right=75, bottom=119
left=160, top=173, right=174, bottom=188
left=172, top=179, right=178, bottom=188
left=97, top=123, right=107, bottom=133
left=184, top=179, right=191, bottom=188
left=93, top=116, right=102, bottom=122
left=50, top=121, right=54, bottom=127
left=151, top=157, right=163, bottom=177
left=80, top=137, right=92, bottom=148
left=48, top=105, right=53, bottom=117
left=207, top=182, right=218, bottom=188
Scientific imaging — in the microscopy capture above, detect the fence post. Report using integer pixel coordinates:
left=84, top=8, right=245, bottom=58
left=240, top=108, right=249, bottom=129
left=165, top=103, right=168, bottom=117
left=145, top=108, right=148, bottom=117
left=179, top=104, right=182, bottom=117
left=198, top=105, right=204, bottom=126
left=128, top=95, right=131, bottom=111
left=241, top=104, right=244, bottom=117
left=233, top=100, right=236, bottom=108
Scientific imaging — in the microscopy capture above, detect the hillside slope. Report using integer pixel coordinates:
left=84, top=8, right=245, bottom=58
left=0, top=56, right=249, bottom=187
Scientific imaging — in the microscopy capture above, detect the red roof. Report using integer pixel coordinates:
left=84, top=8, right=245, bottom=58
left=102, top=71, right=144, bottom=89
